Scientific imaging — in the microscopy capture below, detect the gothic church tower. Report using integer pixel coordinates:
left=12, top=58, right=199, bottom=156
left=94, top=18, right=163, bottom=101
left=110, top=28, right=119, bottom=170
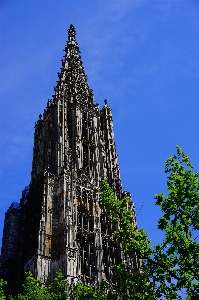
left=1, top=25, right=139, bottom=293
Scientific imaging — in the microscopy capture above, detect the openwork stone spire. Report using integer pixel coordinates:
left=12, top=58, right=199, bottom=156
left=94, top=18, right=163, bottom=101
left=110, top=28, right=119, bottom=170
left=54, top=24, right=93, bottom=105
left=67, top=24, right=76, bottom=41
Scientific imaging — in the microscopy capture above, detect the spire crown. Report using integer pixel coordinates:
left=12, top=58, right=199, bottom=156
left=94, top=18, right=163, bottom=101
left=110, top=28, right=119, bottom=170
left=54, top=25, right=94, bottom=106
left=67, top=24, right=76, bottom=42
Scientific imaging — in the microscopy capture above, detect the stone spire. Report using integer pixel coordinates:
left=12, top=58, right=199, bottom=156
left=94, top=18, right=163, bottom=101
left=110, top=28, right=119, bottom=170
left=54, top=24, right=94, bottom=105
left=67, top=24, right=76, bottom=42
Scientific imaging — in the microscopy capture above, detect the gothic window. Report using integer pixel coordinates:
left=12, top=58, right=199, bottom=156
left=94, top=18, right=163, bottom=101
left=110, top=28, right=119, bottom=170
left=76, top=233, right=81, bottom=246
left=77, top=213, right=82, bottom=227
left=89, top=147, right=95, bottom=170
left=89, top=236, right=95, bottom=278
left=67, top=110, right=72, bottom=149
left=83, top=239, right=89, bottom=276
left=82, top=112, right=87, bottom=139
left=77, top=190, right=87, bottom=229
left=83, top=144, right=88, bottom=169
left=100, top=213, right=106, bottom=234
left=102, top=241, right=108, bottom=278
left=88, top=117, right=91, bottom=140
left=88, top=198, right=93, bottom=214
left=89, top=217, right=94, bottom=232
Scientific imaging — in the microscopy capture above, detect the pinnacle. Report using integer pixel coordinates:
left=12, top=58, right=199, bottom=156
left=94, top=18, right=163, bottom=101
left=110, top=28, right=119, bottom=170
left=67, top=24, right=76, bottom=42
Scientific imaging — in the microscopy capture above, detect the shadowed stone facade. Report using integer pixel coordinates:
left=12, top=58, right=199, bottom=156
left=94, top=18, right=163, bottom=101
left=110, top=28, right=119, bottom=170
left=0, top=24, right=139, bottom=295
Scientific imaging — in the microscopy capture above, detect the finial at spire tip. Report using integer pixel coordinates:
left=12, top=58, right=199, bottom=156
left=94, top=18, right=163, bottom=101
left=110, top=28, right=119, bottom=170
left=67, top=24, right=76, bottom=41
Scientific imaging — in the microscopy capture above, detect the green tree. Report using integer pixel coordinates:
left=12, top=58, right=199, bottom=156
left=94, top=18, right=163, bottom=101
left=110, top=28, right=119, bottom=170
left=100, top=145, right=199, bottom=299
left=0, top=278, right=7, bottom=300
left=9, top=269, right=68, bottom=300
left=48, top=269, right=68, bottom=300
left=70, top=282, right=99, bottom=300
left=70, top=280, right=117, bottom=300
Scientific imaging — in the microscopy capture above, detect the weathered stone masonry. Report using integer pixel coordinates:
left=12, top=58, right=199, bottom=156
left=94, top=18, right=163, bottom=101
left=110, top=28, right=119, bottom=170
left=0, top=24, right=140, bottom=294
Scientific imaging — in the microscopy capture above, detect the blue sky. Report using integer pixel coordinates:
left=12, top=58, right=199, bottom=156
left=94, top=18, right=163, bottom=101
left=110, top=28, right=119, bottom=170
left=0, top=0, right=199, bottom=293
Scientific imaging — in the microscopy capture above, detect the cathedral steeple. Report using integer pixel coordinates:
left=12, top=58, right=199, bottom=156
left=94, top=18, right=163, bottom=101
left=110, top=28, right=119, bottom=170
left=0, top=26, right=139, bottom=295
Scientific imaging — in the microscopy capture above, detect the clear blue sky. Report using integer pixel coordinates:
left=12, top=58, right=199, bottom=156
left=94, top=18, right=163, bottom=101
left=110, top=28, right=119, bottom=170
left=0, top=0, right=199, bottom=286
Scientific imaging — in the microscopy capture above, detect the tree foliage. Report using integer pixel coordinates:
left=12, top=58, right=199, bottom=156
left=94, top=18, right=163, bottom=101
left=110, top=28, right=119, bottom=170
left=7, top=270, right=68, bottom=300
left=100, top=145, right=199, bottom=299
left=0, top=278, right=7, bottom=300
left=154, top=145, right=199, bottom=298
left=70, top=280, right=117, bottom=300
left=1, top=146, right=198, bottom=299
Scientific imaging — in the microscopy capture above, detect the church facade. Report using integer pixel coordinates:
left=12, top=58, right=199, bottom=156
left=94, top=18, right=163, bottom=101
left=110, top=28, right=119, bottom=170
left=0, top=25, right=139, bottom=294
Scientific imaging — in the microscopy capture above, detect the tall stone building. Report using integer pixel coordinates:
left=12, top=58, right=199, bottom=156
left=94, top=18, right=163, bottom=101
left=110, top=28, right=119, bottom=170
left=0, top=24, right=139, bottom=295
